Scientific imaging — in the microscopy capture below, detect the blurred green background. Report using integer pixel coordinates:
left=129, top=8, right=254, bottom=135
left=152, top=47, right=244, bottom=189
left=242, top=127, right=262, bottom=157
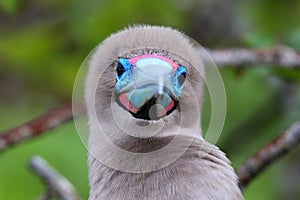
left=1, top=0, right=300, bottom=199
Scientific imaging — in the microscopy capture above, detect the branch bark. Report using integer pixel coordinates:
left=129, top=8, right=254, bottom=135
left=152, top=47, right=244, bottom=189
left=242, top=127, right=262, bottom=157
left=237, top=121, right=300, bottom=189
left=206, top=47, right=300, bottom=67
left=29, top=155, right=81, bottom=200
left=1, top=47, right=300, bottom=191
left=1, top=101, right=300, bottom=190
left=0, top=102, right=85, bottom=153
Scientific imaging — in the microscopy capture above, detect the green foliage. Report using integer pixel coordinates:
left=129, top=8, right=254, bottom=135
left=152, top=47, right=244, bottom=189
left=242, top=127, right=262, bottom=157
left=286, top=29, right=300, bottom=50
left=242, top=0, right=300, bottom=37
left=0, top=0, right=21, bottom=14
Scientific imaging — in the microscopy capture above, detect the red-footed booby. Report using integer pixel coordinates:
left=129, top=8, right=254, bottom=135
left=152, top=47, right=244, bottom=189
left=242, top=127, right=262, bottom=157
left=85, top=25, right=244, bottom=200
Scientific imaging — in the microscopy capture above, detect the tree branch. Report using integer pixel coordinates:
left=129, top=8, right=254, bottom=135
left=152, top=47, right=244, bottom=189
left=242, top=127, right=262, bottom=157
left=206, top=47, right=300, bottom=67
left=1, top=101, right=300, bottom=190
left=1, top=47, right=300, bottom=153
left=29, top=155, right=81, bottom=200
left=237, top=121, right=300, bottom=189
left=0, top=102, right=85, bottom=153
left=1, top=47, right=300, bottom=193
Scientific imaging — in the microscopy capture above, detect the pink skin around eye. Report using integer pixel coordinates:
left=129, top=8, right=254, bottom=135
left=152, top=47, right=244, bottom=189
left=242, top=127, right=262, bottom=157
left=129, top=54, right=179, bottom=70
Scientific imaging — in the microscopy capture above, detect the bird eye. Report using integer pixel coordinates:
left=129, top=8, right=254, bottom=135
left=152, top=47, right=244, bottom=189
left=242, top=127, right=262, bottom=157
left=116, top=58, right=132, bottom=80
left=176, top=66, right=187, bottom=86
left=116, top=62, right=126, bottom=77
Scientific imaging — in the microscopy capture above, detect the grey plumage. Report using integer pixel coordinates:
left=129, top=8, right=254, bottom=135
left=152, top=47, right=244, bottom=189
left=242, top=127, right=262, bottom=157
left=85, top=25, right=244, bottom=200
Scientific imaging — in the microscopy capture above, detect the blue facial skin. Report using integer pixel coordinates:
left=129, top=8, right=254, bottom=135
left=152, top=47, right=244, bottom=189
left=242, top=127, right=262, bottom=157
left=115, top=58, right=187, bottom=100
left=115, top=58, right=134, bottom=91
left=172, top=66, right=187, bottom=98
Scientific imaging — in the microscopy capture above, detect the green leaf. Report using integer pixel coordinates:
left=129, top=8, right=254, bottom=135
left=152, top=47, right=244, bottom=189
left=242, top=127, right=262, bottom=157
left=0, top=0, right=21, bottom=14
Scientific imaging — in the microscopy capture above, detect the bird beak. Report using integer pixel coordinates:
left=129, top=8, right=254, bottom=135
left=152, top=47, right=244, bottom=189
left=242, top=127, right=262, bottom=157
left=117, top=58, right=177, bottom=120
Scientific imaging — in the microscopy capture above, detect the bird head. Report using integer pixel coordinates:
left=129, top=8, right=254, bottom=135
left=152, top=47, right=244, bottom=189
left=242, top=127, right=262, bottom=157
left=84, top=27, right=244, bottom=200
left=85, top=25, right=205, bottom=139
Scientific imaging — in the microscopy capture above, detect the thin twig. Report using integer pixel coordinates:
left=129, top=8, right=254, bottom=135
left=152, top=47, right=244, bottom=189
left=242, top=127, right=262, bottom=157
left=0, top=102, right=85, bottom=153
left=237, top=121, right=300, bottom=189
left=29, top=155, right=81, bottom=200
left=206, top=47, right=300, bottom=67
